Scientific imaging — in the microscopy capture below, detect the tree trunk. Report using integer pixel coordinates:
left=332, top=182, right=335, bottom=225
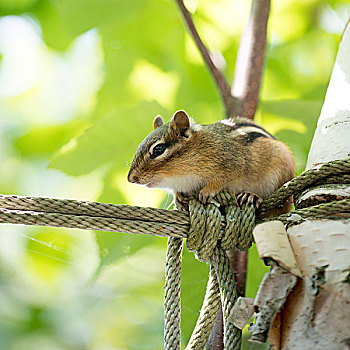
left=268, top=20, right=350, bottom=350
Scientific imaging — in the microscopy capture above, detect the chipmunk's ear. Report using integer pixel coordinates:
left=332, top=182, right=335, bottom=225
left=153, top=115, right=164, bottom=130
left=170, top=110, right=191, bottom=136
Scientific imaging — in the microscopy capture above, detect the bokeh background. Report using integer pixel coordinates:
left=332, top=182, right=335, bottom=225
left=0, top=0, right=349, bottom=349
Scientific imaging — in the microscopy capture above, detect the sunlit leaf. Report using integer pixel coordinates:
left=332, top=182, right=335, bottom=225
left=15, top=120, right=86, bottom=157
left=259, top=99, right=322, bottom=172
left=49, top=101, right=169, bottom=176
left=181, top=247, right=209, bottom=342
left=0, top=0, right=38, bottom=14
left=246, top=245, right=270, bottom=298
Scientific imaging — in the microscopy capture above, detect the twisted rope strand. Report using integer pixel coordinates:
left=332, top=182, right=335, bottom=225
left=0, top=158, right=349, bottom=350
left=186, top=199, right=207, bottom=252
left=0, top=199, right=348, bottom=238
left=258, top=158, right=350, bottom=217
left=211, top=247, right=241, bottom=350
left=0, top=208, right=189, bottom=238
left=186, top=267, right=221, bottom=350
left=196, top=203, right=222, bottom=262
left=164, top=237, right=183, bottom=350
left=277, top=198, right=350, bottom=223
left=0, top=194, right=189, bottom=224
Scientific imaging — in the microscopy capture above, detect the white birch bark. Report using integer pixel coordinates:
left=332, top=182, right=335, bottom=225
left=273, top=22, right=350, bottom=350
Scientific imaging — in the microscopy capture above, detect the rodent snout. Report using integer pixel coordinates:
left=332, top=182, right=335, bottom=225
left=127, top=170, right=139, bottom=184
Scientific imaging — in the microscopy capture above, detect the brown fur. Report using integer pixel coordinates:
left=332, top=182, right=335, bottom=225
left=128, top=111, right=295, bottom=216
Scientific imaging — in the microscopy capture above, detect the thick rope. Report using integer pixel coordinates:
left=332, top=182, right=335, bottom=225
left=186, top=267, right=221, bottom=349
left=195, top=203, right=222, bottom=262
left=278, top=198, right=350, bottom=224
left=0, top=206, right=189, bottom=238
left=186, top=193, right=256, bottom=257
left=1, top=199, right=348, bottom=237
left=167, top=191, right=252, bottom=350
left=258, top=158, right=350, bottom=217
left=0, top=194, right=189, bottom=223
left=221, top=202, right=255, bottom=251
left=164, top=237, right=183, bottom=350
left=0, top=158, right=349, bottom=350
left=211, top=247, right=241, bottom=350
left=186, top=199, right=207, bottom=252
left=184, top=196, right=252, bottom=350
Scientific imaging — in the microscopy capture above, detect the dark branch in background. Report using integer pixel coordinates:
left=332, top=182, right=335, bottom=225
left=174, top=0, right=240, bottom=117
left=223, top=6, right=271, bottom=345
left=175, top=0, right=271, bottom=348
left=206, top=308, right=224, bottom=350
left=231, top=0, right=271, bottom=120
left=206, top=250, right=248, bottom=350
left=175, top=0, right=270, bottom=120
left=226, top=249, right=248, bottom=297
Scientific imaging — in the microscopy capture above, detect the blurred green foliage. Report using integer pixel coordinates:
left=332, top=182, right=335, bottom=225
left=0, top=0, right=349, bottom=349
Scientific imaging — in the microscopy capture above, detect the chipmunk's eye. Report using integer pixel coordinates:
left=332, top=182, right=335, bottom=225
left=152, top=143, right=166, bottom=158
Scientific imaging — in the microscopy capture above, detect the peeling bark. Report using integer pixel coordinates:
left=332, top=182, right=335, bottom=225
left=265, top=21, right=350, bottom=350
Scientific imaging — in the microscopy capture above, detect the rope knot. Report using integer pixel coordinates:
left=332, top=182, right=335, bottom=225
left=184, top=190, right=256, bottom=262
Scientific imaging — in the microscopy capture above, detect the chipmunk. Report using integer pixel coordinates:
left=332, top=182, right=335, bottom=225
left=128, top=110, right=295, bottom=216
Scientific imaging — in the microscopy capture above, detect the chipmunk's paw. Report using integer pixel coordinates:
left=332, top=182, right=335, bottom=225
left=199, top=187, right=216, bottom=204
left=236, top=191, right=263, bottom=210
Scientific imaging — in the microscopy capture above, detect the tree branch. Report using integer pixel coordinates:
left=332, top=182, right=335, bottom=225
left=217, top=1, right=271, bottom=345
left=226, top=250, right=248, bottom=297
left=231, top=0, right=271, bottom=120
left=205, top=250, right=248, bottom=350
left=175, top=1, right=271, bottom=347
left=174, top=0, right=239, bottom=117
left=206, top=307, right=224, bottom=350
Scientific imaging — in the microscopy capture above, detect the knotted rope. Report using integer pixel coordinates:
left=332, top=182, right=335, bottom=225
left=258, top=158, right=350, bottom=218
left=187, top=195, right=255, bottom=257
left=0, top=158, right=349, bottom=350
left=164, top=192, right=257, bottom=350
left=163, top=158, right=350, bottom=350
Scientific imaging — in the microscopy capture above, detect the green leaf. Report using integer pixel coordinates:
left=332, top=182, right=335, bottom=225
left=15, top=120, right=86, bottom=158
left=260, top=99, right=322, bottom=126
left=246, top=244, right=270, bottom=298
left=49, top=101, right=169, bottom=176
left=0, top=0, right=38, bottom=15
left=181, top=247, right=209, bottom=343
left=259, top=99, right=322, bottom=172
left=34, top=0, right=149, bottom=50
left=96, top=231, right=158, bottom=269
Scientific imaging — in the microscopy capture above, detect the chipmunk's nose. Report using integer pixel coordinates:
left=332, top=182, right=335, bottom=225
left=127, top=170, right=139, bottom=184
